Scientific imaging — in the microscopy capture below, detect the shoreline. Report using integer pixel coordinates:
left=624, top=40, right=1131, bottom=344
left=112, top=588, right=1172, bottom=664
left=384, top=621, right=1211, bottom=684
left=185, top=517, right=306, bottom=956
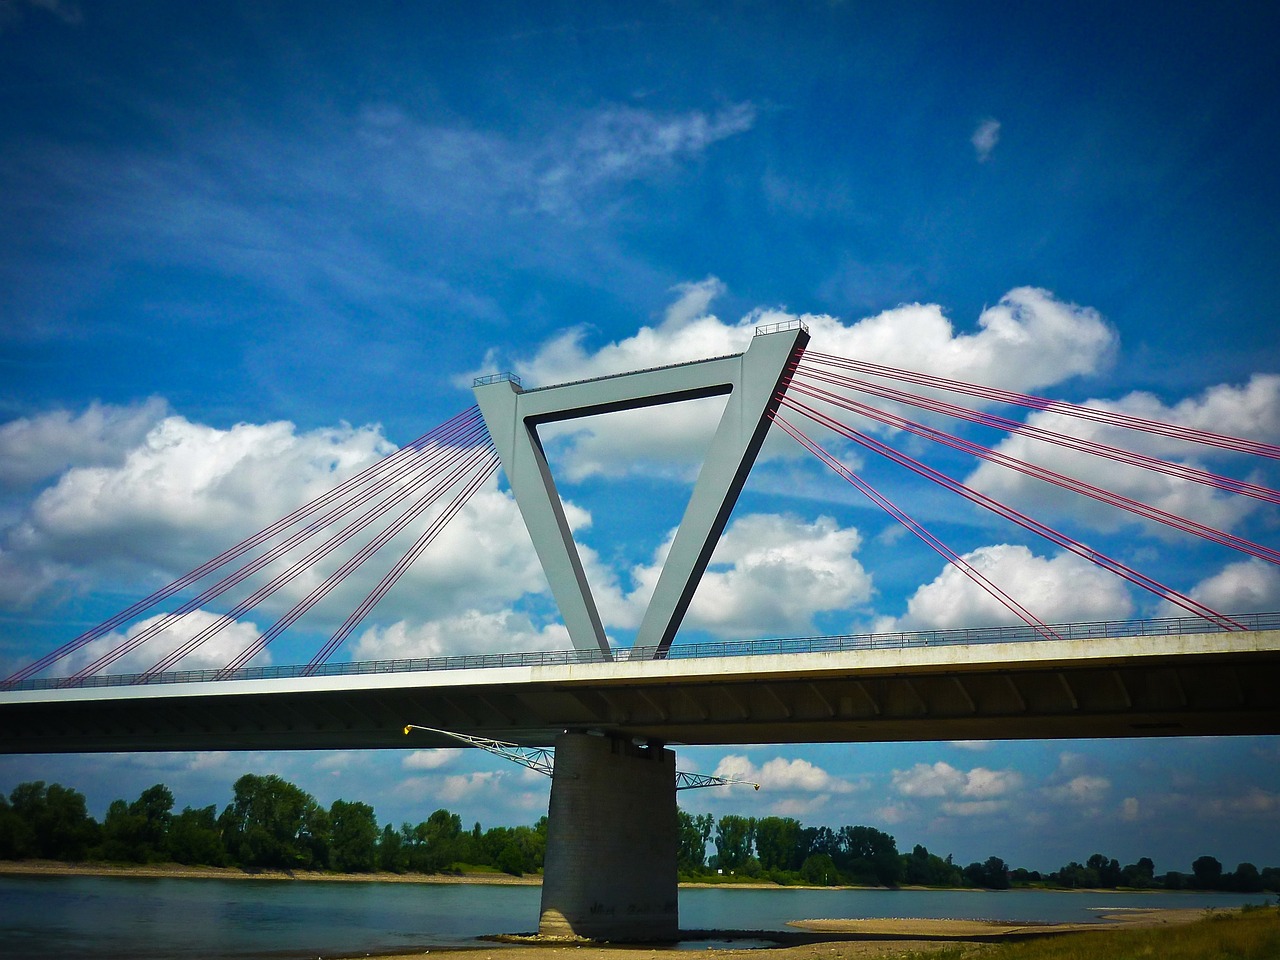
left=0, top=859, right=1219, bottom=896
left=0, top=858, right=542, bottom=885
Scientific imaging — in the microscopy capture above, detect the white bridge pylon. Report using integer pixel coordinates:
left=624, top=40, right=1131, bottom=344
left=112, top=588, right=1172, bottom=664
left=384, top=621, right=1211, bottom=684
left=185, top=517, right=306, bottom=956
left=474, top=322, right=810, bottom=659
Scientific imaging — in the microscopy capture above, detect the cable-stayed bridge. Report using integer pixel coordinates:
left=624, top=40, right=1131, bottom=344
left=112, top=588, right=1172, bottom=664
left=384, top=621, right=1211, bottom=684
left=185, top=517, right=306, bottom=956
left=2, top=323, right=1278, bottom=939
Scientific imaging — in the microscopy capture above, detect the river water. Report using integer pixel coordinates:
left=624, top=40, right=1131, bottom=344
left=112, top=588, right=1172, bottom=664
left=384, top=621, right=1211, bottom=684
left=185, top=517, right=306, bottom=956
left=0, top=874, right=1267, bottom=959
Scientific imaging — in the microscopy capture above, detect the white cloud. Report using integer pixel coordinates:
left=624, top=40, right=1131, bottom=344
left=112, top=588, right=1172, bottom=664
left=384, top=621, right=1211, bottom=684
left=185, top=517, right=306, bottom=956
left=684, top=514, right=871, bottom=637
left=971, top=118, right=1001, bottom=162
left=0, top=407, right=560, bottom=658
left=891, top=761, right=1024, bottom=801
left=1042, top=774, right=1111, bottom=805
left=402, top=750, right=455, bottom=771
left=0, top=398, right=168, bottom=488
left=713, top=754, right=861, bottom=794
left=6, top=413, right=393, bottom=578
left=535, top=104, right=756, bottom=217
left=950, top=740, right=993, bottom=751
left=1198, top=787, right=1280, bottom=819
left=62, top=609, right=268, bottom=675
left=438, top=771, right=504, bottom=804
left=1120, top=797, right=1141, bottom=821
left=941, top=799, right=1007, bottom=817
left=602, top=513, right=871, bottom=638
left=352, top=610, right=568, bottom=660
left=1175, top=558, right=1280, bottom=614
left=964, top=375, right=1280, bottom=538
left=485, top=282, right=1118, bottom=481
left=879, top=544, right=1134, bottom=632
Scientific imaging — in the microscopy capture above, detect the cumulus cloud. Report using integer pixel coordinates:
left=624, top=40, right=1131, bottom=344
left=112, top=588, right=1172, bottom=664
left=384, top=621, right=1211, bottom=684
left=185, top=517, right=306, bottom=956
left=483, top=281, right=1118, bottom=481
left=0, top=399, right=168, bottom=489
left=685, top=513, right=870, bottom=636
left=352, top=609, right=568, bottom=660
left=0, top=407, right=559, bottom=658
left=6, top=413, right=393, bottom=574
left=61, top=609, right=268, bottom=675
left=602, top=513, right=871, bottom=638
left=963, top=375, right=1280, bottom=538
left=402, top=750, right=454, bottom=771
left=1198, top=787, right=1280, bottom=819
left=971, top=118, right=1001, bottom=162
left=1042, top=774, right=1111, bottom=805
left=713, top=754, right=862, bottom=794
left=437, top=771, right=505, bottom=804
left=892, top=761, right=1024, bottom=802
left=879, top=544, right=1134, bottom=632
left=1175, top=558, right=1280, bottom=614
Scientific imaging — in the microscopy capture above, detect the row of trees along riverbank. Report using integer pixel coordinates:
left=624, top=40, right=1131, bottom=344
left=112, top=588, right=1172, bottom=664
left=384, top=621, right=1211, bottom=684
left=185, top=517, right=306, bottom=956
left=3, top=776, right=1278, bottom=892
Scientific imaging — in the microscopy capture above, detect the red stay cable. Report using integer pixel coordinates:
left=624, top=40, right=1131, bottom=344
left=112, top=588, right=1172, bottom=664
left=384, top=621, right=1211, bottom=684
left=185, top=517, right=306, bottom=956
left=805, top=352, right=1280, bottom=460
left=214, top=445, right=499, bottom=678
left=302, top=452, right=501, bottom=674
left=788, top=379, right=1280, bottom=567
left=773, top=415, right=1062, bottom=641
left=136, top=435, right=494, bottom=679
left=2, top=406, right=484, bottom=687
left=779, top=395, right=1242, bottom=630
left=795, top=364, right=1280, bottom=505
left=68, top=421, right=491, bottom=682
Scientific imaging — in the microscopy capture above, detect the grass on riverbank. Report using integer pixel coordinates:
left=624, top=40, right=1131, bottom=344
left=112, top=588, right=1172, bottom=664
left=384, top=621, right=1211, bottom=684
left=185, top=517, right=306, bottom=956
left=901, top=906, right=1280, bottom=960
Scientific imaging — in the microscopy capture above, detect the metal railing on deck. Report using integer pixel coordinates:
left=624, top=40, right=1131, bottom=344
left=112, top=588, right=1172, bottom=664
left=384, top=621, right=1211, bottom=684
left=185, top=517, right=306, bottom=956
left=7, top=610, right=1277, bottom=692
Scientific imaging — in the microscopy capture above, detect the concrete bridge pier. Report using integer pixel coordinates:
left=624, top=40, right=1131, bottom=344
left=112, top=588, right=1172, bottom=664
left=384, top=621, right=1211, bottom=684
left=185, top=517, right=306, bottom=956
left=538, top=731, right=679, bottom=941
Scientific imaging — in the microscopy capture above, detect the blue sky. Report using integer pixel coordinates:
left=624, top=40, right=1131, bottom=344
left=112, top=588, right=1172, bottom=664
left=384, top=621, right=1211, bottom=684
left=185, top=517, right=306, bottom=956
left=2, top=1, right=1279, bottom=875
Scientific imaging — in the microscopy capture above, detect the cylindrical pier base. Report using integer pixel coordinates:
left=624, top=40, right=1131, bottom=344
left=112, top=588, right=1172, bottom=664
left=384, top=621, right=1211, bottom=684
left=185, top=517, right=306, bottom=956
left=538, top=732, right=678, bottom=941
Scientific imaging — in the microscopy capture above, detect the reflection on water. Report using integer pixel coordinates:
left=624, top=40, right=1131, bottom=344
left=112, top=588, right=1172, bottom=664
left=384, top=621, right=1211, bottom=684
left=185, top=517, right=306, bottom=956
left=0, top=874, right=1267, bottom=960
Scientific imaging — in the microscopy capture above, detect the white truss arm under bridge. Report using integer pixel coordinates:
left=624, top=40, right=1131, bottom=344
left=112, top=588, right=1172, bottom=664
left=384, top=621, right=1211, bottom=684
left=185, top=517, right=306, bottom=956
left=403, top=724, right=759, bottom=790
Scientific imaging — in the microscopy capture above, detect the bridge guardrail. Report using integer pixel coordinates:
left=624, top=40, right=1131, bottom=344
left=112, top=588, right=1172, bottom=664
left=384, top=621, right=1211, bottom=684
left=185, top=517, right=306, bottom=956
left=6, top=611, right=1278, bottom=692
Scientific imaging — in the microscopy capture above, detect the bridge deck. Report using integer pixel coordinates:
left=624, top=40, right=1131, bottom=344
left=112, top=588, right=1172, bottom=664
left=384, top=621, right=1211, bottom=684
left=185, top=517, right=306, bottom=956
left=3, top=628, right=1279, bottom=752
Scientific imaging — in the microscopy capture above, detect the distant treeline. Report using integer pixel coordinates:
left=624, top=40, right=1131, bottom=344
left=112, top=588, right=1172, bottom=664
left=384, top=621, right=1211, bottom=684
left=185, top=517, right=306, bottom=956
left=2, top=777, right=1277, bottom=892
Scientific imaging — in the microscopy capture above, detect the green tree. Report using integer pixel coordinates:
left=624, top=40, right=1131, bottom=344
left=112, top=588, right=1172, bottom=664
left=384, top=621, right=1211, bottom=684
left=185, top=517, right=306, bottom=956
left=1191, top=855, right=1223, bottom=890
left=754, top=816, right=802, bottom=872
left=1121, top=857, right=1156, bottom=888
left=1231, top=862, right=1263, bottom=892
left=676, top=810, right=713, bottom=873
left=218, top=774, right=328, bottom=870
left=714, top=815, right=755, bottom=872
left=168, top=805, right=226, bottom=866
left=377, top=823, right=405, bottom=872
left=99, top=783, right=175, bottom=863
left=800, top=852, right=838, bottom=885
left=0, top=793, right=35, bottom=859
left=7, top=781, right=98, bottom=860
left=902, top=844, right=963, bottom=887
left=403, top=808, right=464, bottom=873
left=328, top=800, right=379, bottom=872
left=964, top=856, right=1010, bottom=889
left=837, top=825, right=901, bottom=886
left=1086, top=853, right=1123, bottom=888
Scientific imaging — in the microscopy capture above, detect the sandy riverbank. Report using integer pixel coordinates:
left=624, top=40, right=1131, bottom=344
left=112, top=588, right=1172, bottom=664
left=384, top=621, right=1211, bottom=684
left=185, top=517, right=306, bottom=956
left=358, top=908, right=1210, bottom=960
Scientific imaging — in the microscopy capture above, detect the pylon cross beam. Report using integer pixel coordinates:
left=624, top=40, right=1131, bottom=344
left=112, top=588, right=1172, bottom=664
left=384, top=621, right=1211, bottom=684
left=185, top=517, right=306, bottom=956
left=474, top=323, right=809, bottom=660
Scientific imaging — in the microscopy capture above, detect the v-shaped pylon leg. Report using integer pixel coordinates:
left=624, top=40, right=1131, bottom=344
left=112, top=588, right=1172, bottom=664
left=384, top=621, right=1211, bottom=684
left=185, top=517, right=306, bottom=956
left=474, top=323, right=809, bottom=659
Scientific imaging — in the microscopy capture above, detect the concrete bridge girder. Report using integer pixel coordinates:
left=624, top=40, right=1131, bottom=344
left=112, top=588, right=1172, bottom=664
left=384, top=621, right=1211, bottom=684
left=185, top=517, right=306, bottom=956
left=4, top=631, right=1279, bottom=752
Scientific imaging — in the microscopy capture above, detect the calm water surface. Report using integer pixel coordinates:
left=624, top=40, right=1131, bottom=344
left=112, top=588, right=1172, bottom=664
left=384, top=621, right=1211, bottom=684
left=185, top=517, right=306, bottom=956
left=0, top=875, right=1266, bottom=960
